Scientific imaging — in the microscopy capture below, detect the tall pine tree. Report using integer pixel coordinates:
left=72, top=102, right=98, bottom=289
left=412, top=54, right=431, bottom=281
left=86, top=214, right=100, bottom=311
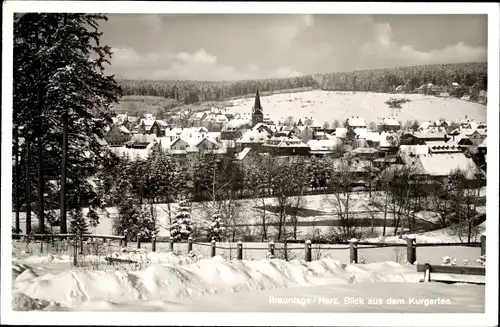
left=13, top=14, right=122, bottom=234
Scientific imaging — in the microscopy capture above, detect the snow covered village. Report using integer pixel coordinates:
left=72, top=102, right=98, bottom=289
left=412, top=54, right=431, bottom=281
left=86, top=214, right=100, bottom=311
left=4, top=7, right=498, bottom=323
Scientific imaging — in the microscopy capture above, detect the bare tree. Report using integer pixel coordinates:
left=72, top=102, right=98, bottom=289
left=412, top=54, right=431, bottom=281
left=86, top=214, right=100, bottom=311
left=323, top=157, right=365, bottom=241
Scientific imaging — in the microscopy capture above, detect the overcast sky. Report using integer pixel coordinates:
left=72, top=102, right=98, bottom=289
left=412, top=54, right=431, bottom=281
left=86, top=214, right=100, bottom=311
left=99, top=14, right=487, bottom=81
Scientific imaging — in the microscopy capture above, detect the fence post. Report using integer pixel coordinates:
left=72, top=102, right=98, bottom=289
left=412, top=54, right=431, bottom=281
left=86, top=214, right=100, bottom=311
left=80, top=233, right=84, bottom=255
left=169, top=238, right=174, bottom=252
left=73, top=237, right=78, bottom=266
left=407, top=235, right=416, bottom=265
left=40, top=234, right=44, bottom=253
left=305, top=240, right=312, bottom=262
left=211, top=239, right=216, bottom=257
left=188, top=237, right=193, bottom=253
left=268, top=241, right=275, bottom=258
left=136, top=233, right=141, bottom=249
left=480, top=234, right=486, bottom=256
left=152, top=235, right=156, bottom=252
left=349, top=238, right=359, bottom=264
left=237, top=241, right=243, bottom=260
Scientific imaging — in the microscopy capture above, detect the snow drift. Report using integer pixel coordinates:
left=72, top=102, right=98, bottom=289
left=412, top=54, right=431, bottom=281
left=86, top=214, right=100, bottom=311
left=12, top=256, right=421, bottom=310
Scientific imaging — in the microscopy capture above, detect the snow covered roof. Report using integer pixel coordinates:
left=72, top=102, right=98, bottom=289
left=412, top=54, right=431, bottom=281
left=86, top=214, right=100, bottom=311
left=264, top=136, right=310, bottom=148
left=346, top=116, right=366, bottom=127
left=380, top=117, right=399, bottom=126
left=478, top=137, right=487, bottom=148
left=409, top=132, right=447, bottom=140
left=138, top=119, right=155, bottom=128
left=403, top=152, right=482, bottom=179
left=236, top=129, right=269, bottom=144
left=235, top=147, right=252, bottom=161
left=128, top=133, right=157, bottom=144
left=399, top=145, right=430, bottom=157
left=119, top=125, right=131, bottom=135
left=223, top=118, right=252, bottom=131
left=307, top=139, right=342, bottom=151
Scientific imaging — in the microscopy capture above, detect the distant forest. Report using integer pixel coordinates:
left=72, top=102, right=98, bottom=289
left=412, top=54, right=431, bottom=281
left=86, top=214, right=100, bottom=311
left=118, top=62, right=487, bottom=105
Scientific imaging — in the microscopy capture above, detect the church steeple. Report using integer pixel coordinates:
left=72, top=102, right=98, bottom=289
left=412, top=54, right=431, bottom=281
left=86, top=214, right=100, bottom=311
left=252, top=89, right=264, bottom=127
left=253, top=89, right=262, bottom=114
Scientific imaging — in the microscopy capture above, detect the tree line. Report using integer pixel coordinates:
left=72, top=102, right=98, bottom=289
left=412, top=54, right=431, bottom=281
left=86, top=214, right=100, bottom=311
left=117, top=62, right=487, bottom=105
left=91, top=148, right=484, bottom=244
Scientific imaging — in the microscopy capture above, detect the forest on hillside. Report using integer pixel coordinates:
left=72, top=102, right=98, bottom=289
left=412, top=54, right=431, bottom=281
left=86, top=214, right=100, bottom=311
left=118, top=62, right=487, bottom=105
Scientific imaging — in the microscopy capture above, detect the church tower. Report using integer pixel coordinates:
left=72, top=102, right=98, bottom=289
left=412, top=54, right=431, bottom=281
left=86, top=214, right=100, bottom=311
left=252, top=89, right=264, bottom=127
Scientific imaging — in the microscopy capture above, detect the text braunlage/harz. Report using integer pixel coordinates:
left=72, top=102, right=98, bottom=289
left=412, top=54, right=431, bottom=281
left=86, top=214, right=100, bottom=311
left=268, top=296, right=452, bottom=307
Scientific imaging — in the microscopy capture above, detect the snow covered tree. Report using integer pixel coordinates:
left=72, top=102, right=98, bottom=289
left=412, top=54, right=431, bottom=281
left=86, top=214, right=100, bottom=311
left=170, top=195, right=194, bottom=242
left=207, top=211, right=226, bottom=242
left=69, top=207, right=89, bottom=235
left=14, top=14, right=122, bottom=234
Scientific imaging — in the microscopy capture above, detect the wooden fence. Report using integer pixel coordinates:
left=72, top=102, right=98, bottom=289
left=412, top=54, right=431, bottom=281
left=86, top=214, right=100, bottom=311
left=174, top=235, right=486, bottom=264
left=12, top=233, right=485, bottom=267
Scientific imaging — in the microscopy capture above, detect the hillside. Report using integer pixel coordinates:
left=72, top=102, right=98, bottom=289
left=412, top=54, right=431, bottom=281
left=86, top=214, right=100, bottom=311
left=229, top=90, right=487, bottom=125
left=117, top=62, right=487, bottom=106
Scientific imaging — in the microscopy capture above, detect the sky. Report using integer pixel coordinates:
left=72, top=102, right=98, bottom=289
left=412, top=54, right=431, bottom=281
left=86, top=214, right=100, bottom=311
left=99, top=14, right=488, bottom=81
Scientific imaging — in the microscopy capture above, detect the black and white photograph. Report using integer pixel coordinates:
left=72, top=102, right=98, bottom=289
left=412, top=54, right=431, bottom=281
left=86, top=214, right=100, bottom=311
left=1, top=2, right=498, bottom=326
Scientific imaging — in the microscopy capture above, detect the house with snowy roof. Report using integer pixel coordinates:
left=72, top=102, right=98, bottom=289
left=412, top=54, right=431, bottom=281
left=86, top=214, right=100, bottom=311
left=292, top=125, right=315, bottom=143
left=125, top=133, right=157, bottom=149
left=103, top=124, right=132, bottom=147
left=307, top=139, right=342, bottom=157
left=262, top=135, right=310, bottom=156
left=400, top=132, right=449, bottom=146
left=221, top=118, right=252, bottom=140
left=346, top=116, right=367, bottom=129
left=236, top=129, right=269, bottom=151
left=378, top=117, right=400, bottom=132
left=398, top=149, right=484, bottom=183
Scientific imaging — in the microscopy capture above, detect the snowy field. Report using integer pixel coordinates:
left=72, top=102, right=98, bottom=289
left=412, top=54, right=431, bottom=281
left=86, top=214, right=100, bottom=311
left=229, top=90, right=487, bottom=124
left=11, top=249, right=485, bottom=312
left=12, top=188, right=487, bottom=241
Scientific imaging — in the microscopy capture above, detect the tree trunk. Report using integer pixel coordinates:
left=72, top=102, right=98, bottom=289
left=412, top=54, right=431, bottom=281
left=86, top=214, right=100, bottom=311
left=37, top=135, right=45, bottom=234
left=60, top=108, right=68, bottom=234
left=26, top=130, right=32, bottom=234
left=14, top=124, right=20, bottom=233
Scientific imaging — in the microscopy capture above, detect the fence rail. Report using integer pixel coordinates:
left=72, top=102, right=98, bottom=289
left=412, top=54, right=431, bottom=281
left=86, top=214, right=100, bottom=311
left=12, top=233, right=486, bottom=266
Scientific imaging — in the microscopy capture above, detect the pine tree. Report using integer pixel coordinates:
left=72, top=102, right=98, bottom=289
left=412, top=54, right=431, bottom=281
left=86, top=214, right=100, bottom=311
left=170, top=195, right=194, bottom=242
left=69, top=207, right=89, bottom=235
left=14, top=14, right=122, bottom=234
left=207, top=211, right=226, bottom=242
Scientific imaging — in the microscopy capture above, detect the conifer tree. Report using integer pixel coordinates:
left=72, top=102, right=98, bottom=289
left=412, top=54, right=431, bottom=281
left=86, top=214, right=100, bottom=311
left=207, top=211, right=226, bottom=242
left=13, top=13, right=122, bottom=234
left=170, top=194, right=194, bottom=242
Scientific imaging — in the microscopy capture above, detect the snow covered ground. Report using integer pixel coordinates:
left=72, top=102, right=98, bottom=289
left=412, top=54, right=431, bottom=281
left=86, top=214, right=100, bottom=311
left=11, top=188, right=488, bottom=241
left=229, top=90, right=487, bottom=124
left=11, top=252, right=485, bottom=312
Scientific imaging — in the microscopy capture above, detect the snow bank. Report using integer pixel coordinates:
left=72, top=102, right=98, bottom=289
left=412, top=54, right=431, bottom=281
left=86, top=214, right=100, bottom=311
left=13, top=257, right=421, bottom=310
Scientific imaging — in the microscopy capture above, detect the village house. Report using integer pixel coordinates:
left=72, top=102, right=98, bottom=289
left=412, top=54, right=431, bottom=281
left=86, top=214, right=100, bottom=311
left=235, top=129, right=269, bottom=151
left=400, top=132, right=449, bottom=146
left=307, top=138, right=342, bottom=157
left=377, top=117, right=400, bottom=132
left=261, top=135, right=310, bottom=156
left=103, top=124, right=132, bottom=147
left=345, top=116, right=367, bottom=129
left=397, top=145, right=484, bottom=186
left=468, top=130, right=487, bottom=146
left=125, top=133, right=157, bottom=149
left=292, top=125, right=315, bottom=143
left=123, top=115, right=140, bottom=132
